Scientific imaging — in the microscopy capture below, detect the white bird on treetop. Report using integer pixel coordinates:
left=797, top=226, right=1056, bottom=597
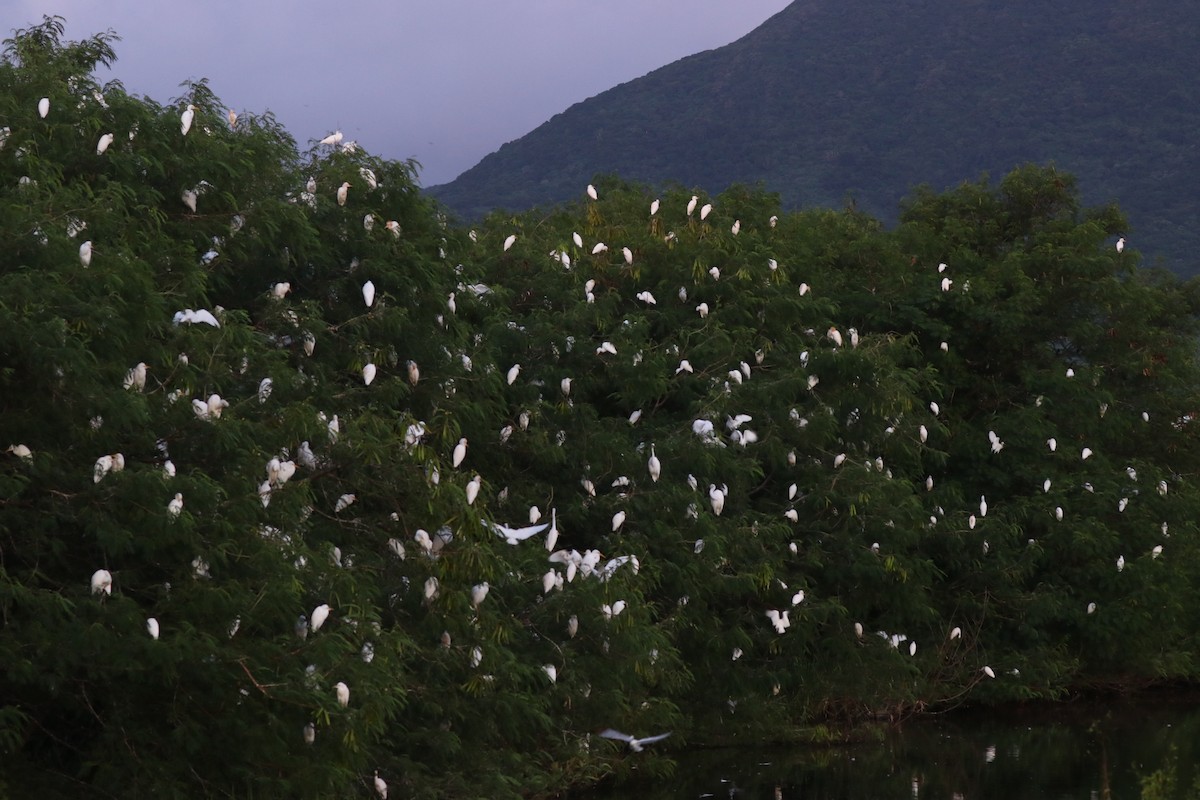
left=587, top=184, right=598, bottom=200
left=1116, top=237, right=1125, bottom=252
left=319, top=130, right=343, bottom=146
left=466, top=474, right=481, bottom=505
left=709, top=485, right=725, bottom=516
left=572, top=232, right=583, bottom=248
left=591, top=242, right=608, bottom=255
left=453, top=438, right=468, bottom=468
left=180, top=104, right=196, bottom=136
left=337, top=182, right=350, bottom=206
left=599, top=728, right=672, bottom=752
left=650, top=199, right=660, bottom=215
left=361, top=280, right=376, bottom=307
left=700, top=203, right=713, bottom=220
left=687, top=195, right=698, bottom=216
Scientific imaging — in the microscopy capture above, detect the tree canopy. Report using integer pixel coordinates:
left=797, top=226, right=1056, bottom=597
left=3, top=18, right=1200, bottom=799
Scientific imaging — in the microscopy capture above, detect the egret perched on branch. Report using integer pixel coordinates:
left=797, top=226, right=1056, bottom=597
left=79, top=240, right=92, bottom=268
left=587, top=184, right=598, bottom=200
left=180, top=104, right=196, bottom=136
left=504, top=234, right=517, bottom=252
left=96, top=133, right=114, bottom=155
left=700, top=203, right=713, bottom=220
left=599, top=728, right=672, bottom=752
left=362, top=363, right=377, bottom=386
left=319, top=130, right=343, bottom=146
left=146, top=618, right=160, bottom=640
left=337, top=182, right=350, bottom=206
left=648, top=445, right=661, bottom=483
left=311, top=604, right=331, bottom=633
left=167, top=493, right=183, bottom=518
left=335, top=681, right=350, bottom=707
left=506, top=364, right=520, bottom=385
left=91, top=569, right=113, bottom=595
left=38, top=97, right=50, bottom=118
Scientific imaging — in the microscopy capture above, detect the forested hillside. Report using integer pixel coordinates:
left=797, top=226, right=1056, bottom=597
left=430, top=0, right=1200, bottom=275
left=4, top=19, right=1200, bottom=799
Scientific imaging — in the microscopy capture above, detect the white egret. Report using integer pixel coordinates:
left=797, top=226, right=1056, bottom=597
left=979, top=495, right=988, bottom=517
left=988, top=430, right=1004, bottom=454
left=147, top=618, right=160, bottom=640
left=647, top=445, right=661, bottom=483
left=591, top=242, right=608, bottom=255
left=335, top=681, right=350, bottom=708
left=337, top=181, right=350, bottom=206
left=636, top=290, right=657, bottom=305
left=596, top=341, right=617, bottom=355
left=79, top=240, right=92, bottom=268
left=567, top=615, right=579, bottom=638
left=167, top=493, right=184, bottom=518
left=1082, top=447, right=1093, bottom=460
left=506, top=364, right=520, bottom=385
left=180, top=104, right=196, bottom=135
left=424, top=576, right=439, bottom=600
left=950, top=626, right=962, bottom=640
left=731, top=219, right=741, bottom=235
left=471, top=582, right=490, bottom=608
left=855, top=622, right=864, bottom=639
left=487, top=520, right=549, bottom=545
left=709, top=485, right=725, bottom=516
left=1152, top=544, right=1164, bottom=559
left=1116, top=555, right=1125, bottom=572
left=628, top=409, right=642, bottom=424
left=833, top=453, right=846, bottom=468
left=623, top=246, right=633, bottom=264
left=471, top=646, right=483, bottom=667
left=709, top=266, right=720, bottom=280
left=1055, top=506, right=1064, bottom=521
left=6, top=444, right=32, bottom=461
left=791, top=590, right=805, bottom=605
left=766, top=609, right=790, bottom=634
left=529, top=506, right=542, bottom=524
left=612, top=511, right=626, bottom=532
left=982, top=666, right=996, bottom=679
left=586, top=184, right=598, bottom=200
left=91, top=569, right=113, bottom=595
left=542, top=664, right=558, bottom=683
left=700, top=203, right=713, bottom=220
left=1047, top=437, right=1057, bottom=452
left=96, top=133, right=114, bottom=155
left=38, top=97, right=50, bottom=118
left=452, top=438, right=468, bottom=468
left=335, top=494, right=356, bottom=513
left=362, top=363, right=377, bottom=386
left=769, top=214, right=778, bottom=227
left=676, top=359, right=693, bottom=374
left=466, top=474, right=481, bottom=505
left=93, top=454, right=114, bottom=483
left=1116, top=237, right=1125, bottom=252
left=1118, top=497, right=1129, bottom=512
left=697, top=303, right=709, bottom=318
left=504, top=234, right=517, bottom=251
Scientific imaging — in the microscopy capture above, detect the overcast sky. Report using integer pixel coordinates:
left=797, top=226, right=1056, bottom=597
left=8, top=2, right=792, bottom=186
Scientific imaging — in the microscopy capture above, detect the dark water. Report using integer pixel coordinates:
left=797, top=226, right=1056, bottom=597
left=590, top=693, right=1200, bottom=799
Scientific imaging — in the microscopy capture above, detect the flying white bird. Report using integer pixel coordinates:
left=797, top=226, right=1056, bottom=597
left=766, top=609, right=791, bottom=634
left=486, top=520, right=549, bottom=545
left=599, top=728, right=671, bottom=752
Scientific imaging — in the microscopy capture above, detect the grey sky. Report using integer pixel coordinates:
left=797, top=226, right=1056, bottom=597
left=8, top=2, right=792, bottom=186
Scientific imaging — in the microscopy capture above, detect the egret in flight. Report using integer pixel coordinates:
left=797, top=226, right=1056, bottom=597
left=599, top=728, right=672, bottom=752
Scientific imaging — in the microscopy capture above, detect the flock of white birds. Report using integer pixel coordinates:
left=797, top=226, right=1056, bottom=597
left=7, top=92, right=1163, bottom=793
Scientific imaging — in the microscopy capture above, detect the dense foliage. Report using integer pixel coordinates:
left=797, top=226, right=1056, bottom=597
left=3, top=19, right=1200, bottom=799
left=430, top=0, right=1200, bottom=276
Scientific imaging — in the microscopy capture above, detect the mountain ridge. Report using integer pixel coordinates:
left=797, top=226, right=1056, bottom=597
left=429, top=0, right=1200, bottom=273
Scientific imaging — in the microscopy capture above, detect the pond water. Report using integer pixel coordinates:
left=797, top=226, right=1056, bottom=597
left=588, top=692, right=1200, bottom=799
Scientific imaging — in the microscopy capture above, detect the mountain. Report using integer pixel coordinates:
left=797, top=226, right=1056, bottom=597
left=428, top=0, right=1200, bottom=274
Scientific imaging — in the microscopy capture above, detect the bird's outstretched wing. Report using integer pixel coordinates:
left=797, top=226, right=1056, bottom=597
left=637, top=731, right=672, bottom=746
left=485, top=521, right=549, bottom=543
left=598, top=728, right=634, bottom=744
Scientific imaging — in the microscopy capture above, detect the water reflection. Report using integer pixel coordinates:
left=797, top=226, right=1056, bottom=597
left=586, top=692, right=1200, bottom=799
